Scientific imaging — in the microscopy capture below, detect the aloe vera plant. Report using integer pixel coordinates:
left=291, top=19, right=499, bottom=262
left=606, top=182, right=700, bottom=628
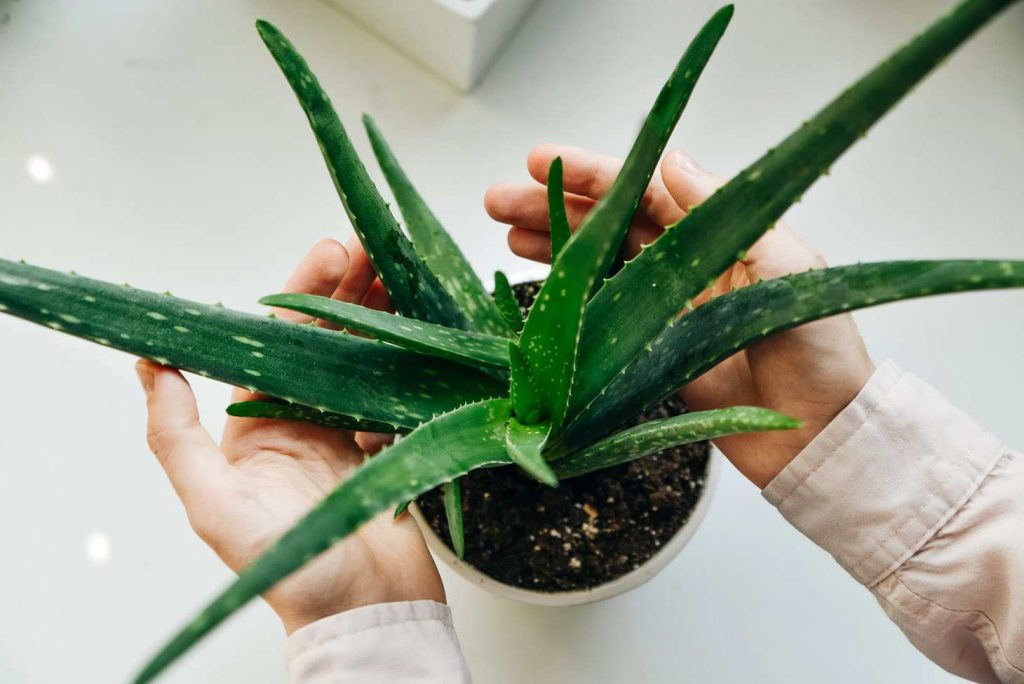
left=0, top=0, right=1020, bottom=680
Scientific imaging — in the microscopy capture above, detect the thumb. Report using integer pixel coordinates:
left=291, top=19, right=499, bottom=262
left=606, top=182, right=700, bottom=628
left=660, top=149, right=724, bottom=213
left=136, top=360, right=228, bottom=511
left=661, top=149, right=826, bottom=280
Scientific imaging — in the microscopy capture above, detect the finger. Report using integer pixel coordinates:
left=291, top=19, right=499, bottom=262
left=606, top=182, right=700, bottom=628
left=334, top=236, right=378, bottom=305
left=508, top=227, right=554, bottom=263
left=137, top=360, right=229, bottom=508
left=484, top=183, right=666, bottom=241
left=506, top=219, right=663, bottom=264
left=361, top=280, right=394, bottom=313
left=233, top=238, right=349, bottom=403
left=527, top=144, right=683, bottom=227
left=659, top=149, right=725, bottom=213
left=355, top=431, right=394, bottom=455
left=744, top=224, right=828, bottom=280
left=484, top=183, right=594, bottom=231
left=661, top=149, right=827, bottom=279
left=275, top=238, right=351, bottom=324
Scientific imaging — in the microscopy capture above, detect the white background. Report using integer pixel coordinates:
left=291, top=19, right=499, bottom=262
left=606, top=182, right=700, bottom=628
left=1, top=0, right=1022, bottom=682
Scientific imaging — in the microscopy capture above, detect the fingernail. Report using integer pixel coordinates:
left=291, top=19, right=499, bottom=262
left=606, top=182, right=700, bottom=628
left=672, top=149, right=705, bottom=175
left=135, top=361, right=155, bottom=396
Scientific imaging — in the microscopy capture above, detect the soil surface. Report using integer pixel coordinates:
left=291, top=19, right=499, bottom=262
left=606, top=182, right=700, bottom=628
left=417, top=281, right=710, bottom=593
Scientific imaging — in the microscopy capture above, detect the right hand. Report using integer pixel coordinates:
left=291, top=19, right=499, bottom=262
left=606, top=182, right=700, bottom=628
left=136, top=238, right=444, bottom=635
left=485, top=144, right=876, bottom=488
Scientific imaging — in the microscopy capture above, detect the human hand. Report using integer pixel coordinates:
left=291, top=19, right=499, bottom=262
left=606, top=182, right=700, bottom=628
left=485, top=145, right=876, bottom=488
left=135, top=237, right=444, bottom=634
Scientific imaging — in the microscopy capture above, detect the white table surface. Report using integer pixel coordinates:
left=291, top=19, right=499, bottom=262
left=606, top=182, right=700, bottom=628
left=1, top=0, right=1021, bottom=682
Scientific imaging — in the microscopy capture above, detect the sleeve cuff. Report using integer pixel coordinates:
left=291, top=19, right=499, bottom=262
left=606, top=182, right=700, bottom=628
left=286, top=600, right=471, bottom=684
left=763, top=360, right=1006, bottom=587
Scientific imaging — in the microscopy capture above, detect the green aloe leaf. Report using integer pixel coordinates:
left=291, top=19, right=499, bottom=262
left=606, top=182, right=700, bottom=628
left=508, top=343, right=542, bottom=424
left=257, top=21, right=470, bottom=331
left=571, top=0, right=1018, bottom=417
left=393, top=500, right=411, bottom=519
left=564, top=260, right=1024, bottom=448
left=492, top=271, right=524, bottom=334
left=260, top=293, right=510, bottom=369
left=516, top=6, right=733, bottom=428
left=554, top=407, right=799, bottom=479
left=227, top=400, right=406, bottom=433
left=134, top=398, right=513, bottom=683
left=0, top=260, right=503, bottom=430
left=504, top=419, right=559, bottom=487
left=443, top=479, right=465, bottom=558
left=362, top=114, right=511, bottom=337
left=547, top=157, right=572, bottom=259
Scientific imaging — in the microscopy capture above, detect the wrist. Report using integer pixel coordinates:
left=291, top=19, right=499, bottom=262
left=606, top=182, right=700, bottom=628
left=755, top=360, right=877, bottom=489
left=270, top=565, right=447, bottom=635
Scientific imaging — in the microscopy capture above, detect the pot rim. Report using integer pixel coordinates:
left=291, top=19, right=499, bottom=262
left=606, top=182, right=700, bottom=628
left=411, top=448, right=721, bottom=607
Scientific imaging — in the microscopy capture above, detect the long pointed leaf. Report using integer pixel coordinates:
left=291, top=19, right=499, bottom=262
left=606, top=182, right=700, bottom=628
left=504, top=419, right=559, bottom=487
left=508, top=343, right=542, bottom=424
left=0, top=260, right=502, bottom=430
left=134, top=398, right=513, bottom=683
left=442, top=479, right=465, bottom=558
left=547, top=157, right=571, bottom=259
left=571, top=0, right=1017, bottom=416
left=554, top=407, right=799, bottom=479
left=362, top=114, right=511, bottom=336
left=260, top=293, right=510, bottom=369
left=257, top=21, right=470, bottom=330
left=393, top=500, right=411, bottom=519
left=226, top=400, right=405, bottom=433
left=563, top=260, right=1024, bottom=448
left=515, top=6, right=733, bottom=427
left=492, top=271, right=524, bottom=334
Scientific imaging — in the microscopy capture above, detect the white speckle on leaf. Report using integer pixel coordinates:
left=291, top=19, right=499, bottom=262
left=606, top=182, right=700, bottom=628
left=0, top=275, right=29, bottom=287
left=233, top=336, right=265, bottom=348
left=146, top=312, right=168, bottom=321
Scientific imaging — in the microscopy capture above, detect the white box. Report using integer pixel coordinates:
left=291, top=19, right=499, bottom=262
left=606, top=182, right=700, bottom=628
left=328, top=0, right=539, bottom=90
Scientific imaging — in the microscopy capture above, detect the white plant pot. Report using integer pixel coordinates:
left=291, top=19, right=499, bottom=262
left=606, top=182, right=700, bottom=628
left=410, top=267, right=721, bottom=604
left=411, top=449, right=721, bottom=607
left=327, top=0, right=539, bottom=90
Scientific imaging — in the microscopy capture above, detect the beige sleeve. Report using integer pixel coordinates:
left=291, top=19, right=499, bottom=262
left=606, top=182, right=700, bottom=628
left=286, top=600, right=472, bottom=683
left=764, top=361, right=1024, bottom=683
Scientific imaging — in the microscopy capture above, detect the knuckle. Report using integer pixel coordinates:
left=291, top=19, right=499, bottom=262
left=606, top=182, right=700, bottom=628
left=145, top=420, right=201, bottom=463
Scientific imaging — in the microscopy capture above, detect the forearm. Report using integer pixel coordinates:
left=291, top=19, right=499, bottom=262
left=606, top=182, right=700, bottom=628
left=287, top=600, right=472, bottom=684
left=764, top=361, right=1024, bottom=682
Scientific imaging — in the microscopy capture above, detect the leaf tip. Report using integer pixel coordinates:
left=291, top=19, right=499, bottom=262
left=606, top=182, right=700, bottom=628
left=254, top=18, right=276, bottom=38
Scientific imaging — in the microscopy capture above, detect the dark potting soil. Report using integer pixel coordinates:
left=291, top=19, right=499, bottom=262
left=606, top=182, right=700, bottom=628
left=417, top=280, right=710, bottom=593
